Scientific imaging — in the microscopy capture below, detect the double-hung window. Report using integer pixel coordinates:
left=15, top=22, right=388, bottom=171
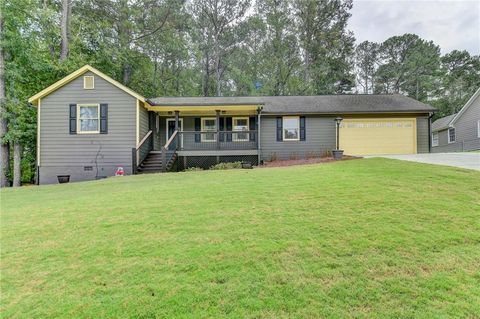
left=201, top=118, right=216, bottom=142
left=283, top=116, right=300, bottom=141
left=78, top=104, right=100, bottom=134
left=432, top=132, right=439, bottom=147
left=448, top=127, right=456, bottom=143
left=233, top=117, right=249, bottom=141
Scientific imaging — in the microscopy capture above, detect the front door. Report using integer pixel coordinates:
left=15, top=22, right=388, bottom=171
left=166, top=118, right=183, bottom=148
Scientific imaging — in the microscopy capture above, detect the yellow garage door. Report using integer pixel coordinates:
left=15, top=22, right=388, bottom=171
left=339, top=118, right=417, bottom=155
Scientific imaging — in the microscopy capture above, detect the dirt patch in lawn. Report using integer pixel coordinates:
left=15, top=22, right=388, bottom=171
left=260, top=155, right=361, bottom=168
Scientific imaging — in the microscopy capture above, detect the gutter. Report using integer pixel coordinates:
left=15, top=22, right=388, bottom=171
left=428, top=112, right=434, bottom=153
left=261, top=110, right=437, bottom=115
left=146, top=99, right=266, bottom=107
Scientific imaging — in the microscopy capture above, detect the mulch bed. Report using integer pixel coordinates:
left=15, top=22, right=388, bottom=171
left=260, top=155, right=361, bottom=168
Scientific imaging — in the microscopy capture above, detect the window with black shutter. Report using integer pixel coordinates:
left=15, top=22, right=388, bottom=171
left=249, top=116, right=256, bottom=142
left=194, top=118, right=201, bottom=142
left=300, top=116, right=306, bottom=141
left=100, top=104, right=108, bottom=134
left=69, top=104, right=77, bottom=134
left=276, top=117, right=282, bottom=141
left=226, top=117, right=232, bottom=142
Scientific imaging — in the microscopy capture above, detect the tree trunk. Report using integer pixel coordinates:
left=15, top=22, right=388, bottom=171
left=13, top=142, right=21, bottom=187
left=214, top=40, right=221, bottom=96
left=59, top=0, right=70, bottom=61
left=0, top=11, right=9, bottom=187
left=203, top=52, right=210, bottom=97
left=122, top=64, right=132, bottom=85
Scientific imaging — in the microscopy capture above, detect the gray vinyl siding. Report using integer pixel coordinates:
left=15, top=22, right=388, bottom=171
left=416, top=116, right=429, bottom=153
left=154, top=114, right=162, bottom=150
left=431, top=129, right=462, bottom=153
left=260, top=115, right=336, bottom=161
left=39, top=71, right=138, bottom=184
left=139, top=102, right=149, bottom=141
left=432, top=93, right=480, bottom=152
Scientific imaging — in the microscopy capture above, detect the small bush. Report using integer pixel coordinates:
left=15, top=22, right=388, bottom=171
left=210, top=161, right=243, bottom=170
left=184, top=167, right=203, bottom=172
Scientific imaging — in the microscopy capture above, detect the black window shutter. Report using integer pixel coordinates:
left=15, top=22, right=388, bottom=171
left=276, top=117, right=283, bottom=141
left=194, top=117, right=201, bottom=143
left=69, top=104, right=77, bottom=134
left=249, top=116, right=256, bottom=142
left=100, top=104, right=108, bottom=134
left=300, top=116, right=306, bottom=141
left=226, top=117, right=232, bottom=142
left=148, top=111, right=155, bottom=131
left=219, top=118, right=225, bottom=142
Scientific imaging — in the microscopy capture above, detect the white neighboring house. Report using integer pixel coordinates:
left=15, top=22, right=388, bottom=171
left=431, top=88, right=480, bottom=152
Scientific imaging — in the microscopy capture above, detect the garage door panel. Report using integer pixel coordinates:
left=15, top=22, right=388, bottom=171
left=339, top=118, right=417, bottom=155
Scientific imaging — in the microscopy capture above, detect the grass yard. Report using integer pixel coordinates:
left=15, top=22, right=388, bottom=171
left=1, top=158, right=480, bottom=318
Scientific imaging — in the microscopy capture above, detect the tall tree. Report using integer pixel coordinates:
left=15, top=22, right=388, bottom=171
left=59, top=0, right=71, bottom=61
left=0, top=6, right=9, bottom=187
left=374, top=34, right=440, bottom=101
left=354, top=41, right=378, bottom=93
left=432, top=50, right=480, bottom=117
left=295, top=0, right=355, bottom=94
left=190, top=0, right=250, bottom=96
left=257, top=0, right=301, bottom=96
left=228, top=15, right=266, bottom=95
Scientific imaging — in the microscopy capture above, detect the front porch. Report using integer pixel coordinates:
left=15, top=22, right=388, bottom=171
left=133, top=102, right=263, bottom=172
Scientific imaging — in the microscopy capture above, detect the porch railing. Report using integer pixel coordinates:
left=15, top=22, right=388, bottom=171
left=177, top=130, right=258, bottom=151
left=161, top=130, right=179, bottom=172
left=132, top=130, right=153, bottom=174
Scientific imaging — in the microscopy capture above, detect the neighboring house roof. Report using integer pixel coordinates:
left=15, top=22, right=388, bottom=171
left=432, top=114, right=457, bottom=132
left=431, top=87, right=480, bottom=132
left=148, top=94, right=436, bottom=114
left=28, top=65, right=146, bottom=106
left=450, top=87, right=480, bottom=126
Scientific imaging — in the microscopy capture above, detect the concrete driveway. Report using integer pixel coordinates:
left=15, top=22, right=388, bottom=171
left=376, top=152, right=480, bottom=171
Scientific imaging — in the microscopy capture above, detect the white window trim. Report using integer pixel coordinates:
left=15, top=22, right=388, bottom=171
left=477, top=120, right=480, bottom=138
left=83, top=76, right=95, bottom=89
left=432, top=131, right=439, bottom=147
left=448, top=127, right=456, bottom=144
left=282, top=116, right=300, bottom=141
left=232, top=117, right=249, bottom=142
left=201, top=117, right=217, bottom=142
left=77, top=104, right=100, bottom=134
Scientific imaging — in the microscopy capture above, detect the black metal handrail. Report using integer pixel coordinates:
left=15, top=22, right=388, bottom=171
left=177, top=130, right=258, bottom=150
left=132, top=130, right=153, bottom=174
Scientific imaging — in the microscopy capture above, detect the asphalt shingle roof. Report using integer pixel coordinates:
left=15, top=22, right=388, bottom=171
left=431, top=114, right=456, bottom=132
left=147, top=94, right=436, bottom=114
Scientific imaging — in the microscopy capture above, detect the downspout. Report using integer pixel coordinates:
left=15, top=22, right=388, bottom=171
left=428, top=112, right=434, bottom=153
left=257, top=106, right=262, bottom=165
left=36, top=99, right=41, bottom=185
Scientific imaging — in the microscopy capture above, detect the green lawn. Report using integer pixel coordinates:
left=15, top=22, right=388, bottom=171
left=1, top=158, right=480, bottom=318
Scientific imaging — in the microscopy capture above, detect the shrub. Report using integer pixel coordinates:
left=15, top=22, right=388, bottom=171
left=210, top=161, right=243, bottom=170
left=184, top=167, right=203, bottom=172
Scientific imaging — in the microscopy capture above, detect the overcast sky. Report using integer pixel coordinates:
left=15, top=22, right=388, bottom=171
left=348, top=0, right=480, bottom=55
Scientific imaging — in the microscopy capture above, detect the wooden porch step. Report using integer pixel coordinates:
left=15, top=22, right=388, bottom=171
left=137, top=150, right=178, bottom=173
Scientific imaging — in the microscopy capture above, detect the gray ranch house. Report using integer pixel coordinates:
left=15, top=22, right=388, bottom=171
left=29, top=65, right=436, bottom=185
left=431, top=88, right=480, bottom=153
